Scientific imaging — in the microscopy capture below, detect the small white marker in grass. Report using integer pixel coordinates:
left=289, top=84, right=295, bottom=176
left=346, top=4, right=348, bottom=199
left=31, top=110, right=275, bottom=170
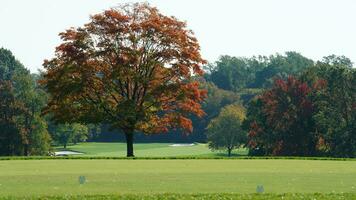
left=79, top=176, right=86, bottom=185
left=256, top=185, right=264, bottom=193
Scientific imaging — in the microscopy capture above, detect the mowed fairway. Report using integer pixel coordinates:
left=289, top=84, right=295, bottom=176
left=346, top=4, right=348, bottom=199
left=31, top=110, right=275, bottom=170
left=1, top=159, right=356, bottom=197
left=57, top=142, right=248, bottom=157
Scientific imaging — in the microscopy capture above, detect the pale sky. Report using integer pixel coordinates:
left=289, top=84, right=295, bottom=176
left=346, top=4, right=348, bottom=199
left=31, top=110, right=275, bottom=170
left=0, top=0, right=355, bottom=73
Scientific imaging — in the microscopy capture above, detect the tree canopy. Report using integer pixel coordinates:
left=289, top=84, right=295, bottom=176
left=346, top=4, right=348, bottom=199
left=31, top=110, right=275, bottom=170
left=300, top=57, right=356, bottom=157
left=206, top=104, right=246, bottom=156
left=245, top=76, right=321, bottom=156
left=41, top=3, right=206, bottom=156
left=0, top=48, right=51, bottom=156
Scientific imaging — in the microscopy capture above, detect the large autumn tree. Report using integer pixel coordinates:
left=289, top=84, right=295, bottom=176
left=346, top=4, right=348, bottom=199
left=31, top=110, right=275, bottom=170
left=41, top=3, right=206, bottom=157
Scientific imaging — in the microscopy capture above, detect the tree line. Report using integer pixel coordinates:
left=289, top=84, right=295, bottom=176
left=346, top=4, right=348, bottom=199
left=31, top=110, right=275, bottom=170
left=203, top=54, right=355, bottom=157
left=0, top=3, right=354, bottom=157
left=2, top=45, right=354, bottom=157
left=244, top=56, right=355, bottom=157
left=0, top=48, right=101, bottom=155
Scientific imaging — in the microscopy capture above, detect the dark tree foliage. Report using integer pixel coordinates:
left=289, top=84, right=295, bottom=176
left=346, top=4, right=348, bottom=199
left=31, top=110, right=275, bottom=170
left=245, top=76, right=322, bottom=156
left=300, top=57, right=356, bottom=157
left=252, top=52, right=314, bottom=88
left=206, top=55, right=259, bottom=91
left=188, top=82, right=241, bottom=141
left=321, top=54, right=353, bottom=68
left=0, top=48, right=28, bottom=80
left=0, top=48, right=51, bottom=156
left=206, top=52, right=314, bottom=93
left=0, top=81, right=28, bottom=155
left=245, top=55, right=355, bottom=157
left=51, top=123, right=88, bottom=148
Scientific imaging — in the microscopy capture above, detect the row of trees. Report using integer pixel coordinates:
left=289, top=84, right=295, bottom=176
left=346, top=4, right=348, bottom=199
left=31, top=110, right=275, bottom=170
left=0, top=48, right=51, bottom=156
left=244, top=59, right=355, bottom=157
left=190, top=52, right=321, bottom=155
left=0, top=48, right=99, bottom=155
left=205, top=51, right=314, bottom=91
left=1, top=3, right=354, bottom=157
left=1, top=49, right=354, bottom=157
left=205, top=55, right=355, bottom=157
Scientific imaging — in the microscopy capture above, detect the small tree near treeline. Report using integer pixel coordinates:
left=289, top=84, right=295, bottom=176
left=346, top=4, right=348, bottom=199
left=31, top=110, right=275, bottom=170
left=206, top=104, right=247, bottom=157
left=52, top=123, right=88, bottom=149
left=41, top=3, right=206, bottom=157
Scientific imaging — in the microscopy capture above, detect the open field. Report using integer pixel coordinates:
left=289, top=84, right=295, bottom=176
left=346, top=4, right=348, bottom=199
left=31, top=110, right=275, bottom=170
left=55, top=142, right=248, bottom=157
left=2, top=193, right=356, bottom=200
left=0, top=159, right=356, bottom=198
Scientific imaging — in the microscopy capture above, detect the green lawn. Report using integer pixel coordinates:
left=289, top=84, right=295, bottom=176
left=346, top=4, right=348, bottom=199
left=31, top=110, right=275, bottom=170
left=55, top=142, right=248, bottom=157
left=2, top=193, right=356, bottom=200
left=1, top=159, right=356, bottom=197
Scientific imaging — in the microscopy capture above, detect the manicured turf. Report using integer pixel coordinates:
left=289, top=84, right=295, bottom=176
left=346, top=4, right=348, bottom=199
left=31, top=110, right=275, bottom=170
left=2, top=193, right=356, bottom=200
left=1, top=159, right=356, bottom=197
left=56, top=142, right=248, bottom=157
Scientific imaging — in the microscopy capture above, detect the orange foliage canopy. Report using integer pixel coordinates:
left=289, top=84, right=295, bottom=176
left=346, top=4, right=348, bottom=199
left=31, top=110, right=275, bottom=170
left=41, top=3, right=206, bottom=134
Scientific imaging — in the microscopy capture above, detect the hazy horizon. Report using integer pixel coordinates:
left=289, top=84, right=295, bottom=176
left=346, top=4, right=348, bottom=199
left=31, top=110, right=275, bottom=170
left=1, top=0, right=355, bottom=73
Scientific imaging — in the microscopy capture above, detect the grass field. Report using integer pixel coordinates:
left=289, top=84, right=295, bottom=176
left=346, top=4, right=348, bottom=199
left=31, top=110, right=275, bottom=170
left=3, top=143, right=356, bottom=199
left=1, top=159, right=356, bottom=198
left=2, top=193, right=356, bottom=200
left=55, top=142, right=248, bottom=157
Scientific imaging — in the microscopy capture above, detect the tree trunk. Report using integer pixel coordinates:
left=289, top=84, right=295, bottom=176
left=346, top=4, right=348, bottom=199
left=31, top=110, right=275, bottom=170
left=124, top=131, right=134, bottom=157
left=228, top=148, right=232, bottom=157
left=64, top=143, right=67, bottom=149
left=24, top=144, right=29, bottom=156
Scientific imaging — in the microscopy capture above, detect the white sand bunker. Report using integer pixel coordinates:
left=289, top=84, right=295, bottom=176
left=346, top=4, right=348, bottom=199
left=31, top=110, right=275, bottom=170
left=55, top=151, right=84, bottom=156
left=169, top=143, right=195, bottom=147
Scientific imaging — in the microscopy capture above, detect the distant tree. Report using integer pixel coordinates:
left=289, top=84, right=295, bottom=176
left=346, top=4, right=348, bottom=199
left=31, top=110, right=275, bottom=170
left=205, top=52, right=314, bottom=104
left=188, top=82, right=240, bottom=141
left=245, top=76, right=321, bottom=156
left=208, top=56, right=251, bottom=91
left=52, top=123, right=88, bottom=148
left=202, top=82, right=240, bottom=119
left=28, top=115, right=51, bottom=155
left=253, top=52, right=314, bottom=88
left=0, top=48, right=28, bottom=81
left=301, top=58, right=356, bottom=157
left=41, top=3, right=206, bottom=157
left=52, top=124, right=72, bottom=149
left=72, top=124, right=89, bottom=144
left=0, top=81, right=27, bottom=155
left=14, top=72, right=51, bottom=155
left=206, top=104, right=247, bottom=157
left=206, top=55, right=265, bottom=91
left=321, top=54, right=353, bottom=68
left=86, top=124, right=102, bottom=141
left=0, top=48, right=51, bottom=156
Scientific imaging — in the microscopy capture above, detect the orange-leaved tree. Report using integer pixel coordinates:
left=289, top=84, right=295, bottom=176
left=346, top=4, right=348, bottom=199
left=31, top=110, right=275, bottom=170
left=40, top=3, right=206, bottom=157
